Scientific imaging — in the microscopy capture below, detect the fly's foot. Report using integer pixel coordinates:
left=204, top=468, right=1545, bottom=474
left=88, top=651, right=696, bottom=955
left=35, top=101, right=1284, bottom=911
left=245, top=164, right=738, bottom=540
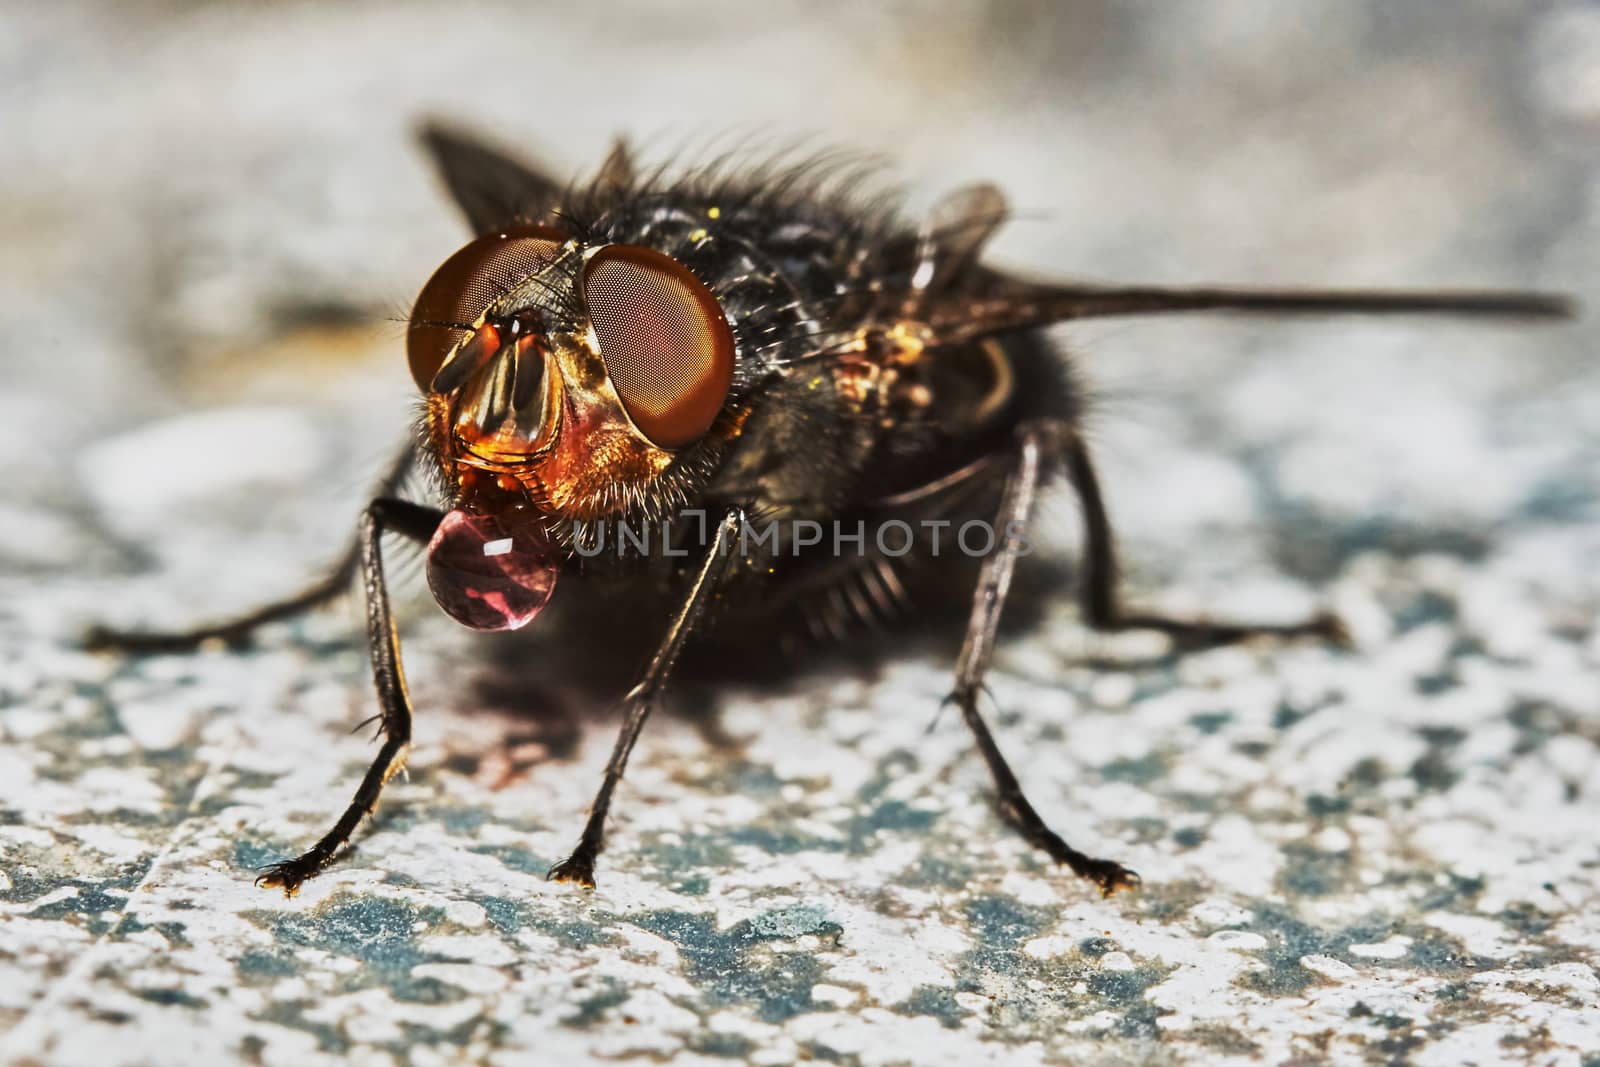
left=83, top=623, right=251, bottom=654
left=1076, top=856, right=1141, bottom=898
left=546, top=852, right=597, bottom=888
left=1309, top=611, right=1354, bottom=649
left=81, top=625, right=128, bottom=652
left=1020, top=813, right=1141, bottom=897
left=254, top=856, right=324, bottom=898
left=83, top=624, right=189, bottom=654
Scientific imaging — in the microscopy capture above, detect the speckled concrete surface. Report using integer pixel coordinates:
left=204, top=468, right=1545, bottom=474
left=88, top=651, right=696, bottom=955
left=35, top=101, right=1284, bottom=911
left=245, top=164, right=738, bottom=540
left=2, top=3, right=1597, bottom=1065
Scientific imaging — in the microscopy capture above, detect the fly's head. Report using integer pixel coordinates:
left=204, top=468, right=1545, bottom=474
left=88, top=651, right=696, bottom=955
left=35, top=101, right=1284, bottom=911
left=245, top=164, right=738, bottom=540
left=407, top=224, right=738, bottom=632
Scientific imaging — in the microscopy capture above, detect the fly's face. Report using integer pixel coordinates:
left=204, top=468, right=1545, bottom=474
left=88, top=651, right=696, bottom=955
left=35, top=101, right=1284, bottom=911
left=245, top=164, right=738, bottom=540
left=406, top=226, right=737, bottom=632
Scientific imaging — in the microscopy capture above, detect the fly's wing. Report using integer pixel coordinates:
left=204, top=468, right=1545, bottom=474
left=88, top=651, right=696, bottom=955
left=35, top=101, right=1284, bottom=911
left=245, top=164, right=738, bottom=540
left=595, top=136, right=636, bottom=191
left=925, top=275, right=1576, bottom=344
left=893, top=183, right=1574, bottom=345
left=417, top=121, right=565, bottom=235
left=908, top=183, right=1009, bottom=303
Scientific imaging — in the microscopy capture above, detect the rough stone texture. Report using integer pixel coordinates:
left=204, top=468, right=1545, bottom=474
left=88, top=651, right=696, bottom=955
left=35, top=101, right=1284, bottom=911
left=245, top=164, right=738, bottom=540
left=2, top=2, right=1597, bottom=1065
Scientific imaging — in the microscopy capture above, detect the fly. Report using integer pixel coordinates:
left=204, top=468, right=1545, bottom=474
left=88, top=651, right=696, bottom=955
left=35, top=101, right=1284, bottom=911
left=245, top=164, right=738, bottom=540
left=86, top=122, right=1575, bottom=897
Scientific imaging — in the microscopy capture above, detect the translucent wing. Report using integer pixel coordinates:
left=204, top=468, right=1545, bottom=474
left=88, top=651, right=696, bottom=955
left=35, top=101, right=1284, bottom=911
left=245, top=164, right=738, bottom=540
left=926, top=275, right=1575, bottom=344
left=896, top=181, right=1573, bottom=340
left=909, top=182, right=1009, bottom=301
left=595, top=136, right=636, bottom=191
left=417, top=121, right=565, bottom=235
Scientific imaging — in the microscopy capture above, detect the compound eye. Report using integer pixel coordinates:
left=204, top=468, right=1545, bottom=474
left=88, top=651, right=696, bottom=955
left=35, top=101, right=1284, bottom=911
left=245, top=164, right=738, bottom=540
left=582, top=245, right=735, bottom=449
left=407, top=225, right=565, bottom=392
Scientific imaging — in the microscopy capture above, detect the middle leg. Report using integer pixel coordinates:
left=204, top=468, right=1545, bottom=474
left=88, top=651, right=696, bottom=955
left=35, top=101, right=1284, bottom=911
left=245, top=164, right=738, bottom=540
left=950, top=424, right=1140, bottom=896
left=85, top=444, right=418, bottom=652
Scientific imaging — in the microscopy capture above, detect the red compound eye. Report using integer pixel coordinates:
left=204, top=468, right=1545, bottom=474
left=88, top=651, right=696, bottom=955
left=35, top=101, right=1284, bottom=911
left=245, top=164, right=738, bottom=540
left=407, top=225, right=565, bottom=393
left=581, top=244, right=735, bottom=449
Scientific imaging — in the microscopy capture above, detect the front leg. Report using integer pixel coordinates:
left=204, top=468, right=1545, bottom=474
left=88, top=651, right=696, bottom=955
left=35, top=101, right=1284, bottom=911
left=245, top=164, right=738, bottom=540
left=548, top=509, right=742, bottom=888
left=255, top=498, right=443, bottom=896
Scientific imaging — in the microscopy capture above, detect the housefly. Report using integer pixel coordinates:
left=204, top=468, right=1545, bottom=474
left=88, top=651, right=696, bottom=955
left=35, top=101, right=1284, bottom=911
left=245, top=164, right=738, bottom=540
left=86, top=123, right=1574, bottom=897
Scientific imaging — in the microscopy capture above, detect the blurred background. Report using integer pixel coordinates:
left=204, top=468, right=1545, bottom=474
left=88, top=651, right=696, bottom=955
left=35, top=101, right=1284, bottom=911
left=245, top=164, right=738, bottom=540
left=2, top=0, right=1595, bottom=605
left=1, top=1, right=1593, bottom=599
left=2, top=3, right=1597, bottom=1065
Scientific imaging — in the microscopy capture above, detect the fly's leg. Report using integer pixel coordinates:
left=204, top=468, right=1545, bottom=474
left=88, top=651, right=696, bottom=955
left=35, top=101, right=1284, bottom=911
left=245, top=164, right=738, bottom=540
left=255, top=497, right=443, bottom=896
left=1060, top=429, right=1347, bottom=647
left=950, top=424, right=1139, bottom=896
left=83, top=445, right=415, bottom=652
left=84, top=563, right=356, bottom=652
left=548, top=509, right=742, bottom=888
